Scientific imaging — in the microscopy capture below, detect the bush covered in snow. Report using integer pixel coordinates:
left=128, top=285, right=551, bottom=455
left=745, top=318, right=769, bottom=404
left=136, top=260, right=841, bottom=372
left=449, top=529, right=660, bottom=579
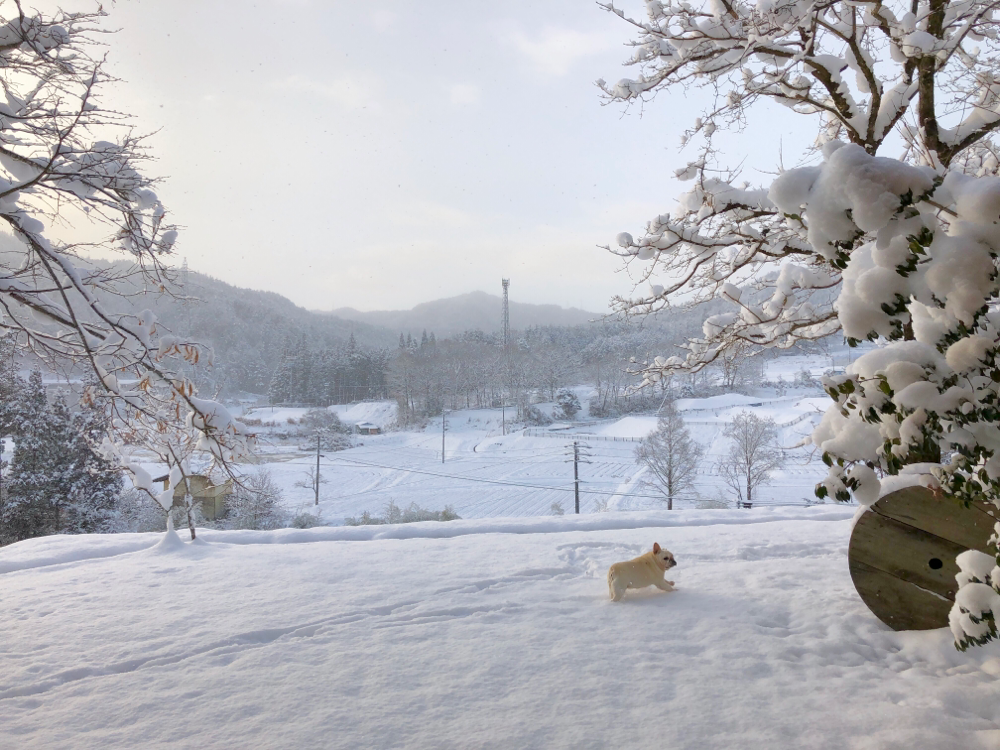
left=344, top=501, right=460, bottom=526
left=522, top=405, right=553, bottom=427
left=225, top=468, right=287, bottom=531
left=290, top=512, right=325, bottom=529
left=112, top=488, right=168, bottom=533
left=553, top=389, right=582, bottom=420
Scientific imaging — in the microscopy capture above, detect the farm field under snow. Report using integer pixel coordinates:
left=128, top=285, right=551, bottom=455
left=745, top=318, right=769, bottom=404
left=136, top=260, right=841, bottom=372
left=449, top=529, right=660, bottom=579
left=238, top=388, right=831, bottom=524
left=3, top=508, right=1000, bottom=749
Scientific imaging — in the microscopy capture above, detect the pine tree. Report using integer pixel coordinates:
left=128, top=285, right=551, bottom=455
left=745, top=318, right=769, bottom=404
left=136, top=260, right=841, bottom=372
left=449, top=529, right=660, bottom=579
left=61, top=401, right=123, bottom=534
left=554, top=389, right=581, bottom=420
left=1, top=371, right=123, bottom=543
left=3, top=370, right=56, bottom=540
left=268, top=344, right=293, bottom=405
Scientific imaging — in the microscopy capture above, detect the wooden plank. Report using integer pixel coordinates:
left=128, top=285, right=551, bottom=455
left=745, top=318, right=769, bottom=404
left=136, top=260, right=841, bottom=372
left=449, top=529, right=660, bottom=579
left=873, top=486, right=996, bottom=551
left=850, top=509, right=966, bottom=601
left=849, top=558, right=952, bottom=631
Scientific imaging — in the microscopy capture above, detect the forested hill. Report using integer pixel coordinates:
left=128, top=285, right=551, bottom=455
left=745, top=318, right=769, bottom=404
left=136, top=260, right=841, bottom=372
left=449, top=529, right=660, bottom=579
left=329, top=291, right=600, bottom=337
left=72, top=261, right=611, bottom=398
left=16, top=251, right=720, bottom=401
left=66, top=261, right=399, bottom=396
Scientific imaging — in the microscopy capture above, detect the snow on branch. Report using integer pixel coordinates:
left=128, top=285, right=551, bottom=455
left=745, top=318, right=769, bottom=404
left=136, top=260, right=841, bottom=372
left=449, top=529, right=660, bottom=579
left=0, top=1, right=256, bottom=530
left=602, top=0, right=1000, bottom=649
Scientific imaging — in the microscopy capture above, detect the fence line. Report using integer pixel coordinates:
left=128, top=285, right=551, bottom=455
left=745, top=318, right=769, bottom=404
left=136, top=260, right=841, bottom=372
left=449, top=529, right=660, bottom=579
left=522, top=429, right=641, bottom=442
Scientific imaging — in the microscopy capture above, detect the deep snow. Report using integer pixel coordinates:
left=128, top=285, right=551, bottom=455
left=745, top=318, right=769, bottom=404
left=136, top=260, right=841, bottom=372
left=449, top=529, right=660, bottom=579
left=2, top=508, right=999, bottom=749
left=212, top=386, right=833, bottom=525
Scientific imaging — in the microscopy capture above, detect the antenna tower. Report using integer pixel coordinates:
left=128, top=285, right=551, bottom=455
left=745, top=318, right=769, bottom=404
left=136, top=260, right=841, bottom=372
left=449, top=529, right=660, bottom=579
left=501, top=278, right=510, bottom=352
left=500, top=278, right=511, bottom=435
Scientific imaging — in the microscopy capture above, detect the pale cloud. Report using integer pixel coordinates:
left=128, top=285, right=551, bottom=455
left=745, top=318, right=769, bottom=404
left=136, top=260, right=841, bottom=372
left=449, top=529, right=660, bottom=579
left=393, top=200, right=476, bottom=229
left=278, top=74, right=380, bottom=111
left=449, top=83, right=481, bottom=105
left=506, top=27, right=615, bottom=76
left=370, top=10, right=399, bottom=32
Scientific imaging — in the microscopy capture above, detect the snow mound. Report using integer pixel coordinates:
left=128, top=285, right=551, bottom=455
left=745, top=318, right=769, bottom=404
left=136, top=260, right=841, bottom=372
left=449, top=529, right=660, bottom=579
left=674, top=393, right=768, bottom=411
left=330, top=400, right=397, bottom=428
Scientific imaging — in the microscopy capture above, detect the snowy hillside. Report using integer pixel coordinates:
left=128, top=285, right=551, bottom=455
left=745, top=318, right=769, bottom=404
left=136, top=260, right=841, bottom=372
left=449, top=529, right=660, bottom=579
left=3, top=509, right=999, bottom=748
left=329, top=290, right=599, bottom=338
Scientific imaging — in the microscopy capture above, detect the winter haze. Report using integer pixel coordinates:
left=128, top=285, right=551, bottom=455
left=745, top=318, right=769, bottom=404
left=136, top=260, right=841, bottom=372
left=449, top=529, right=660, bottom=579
left=83, top=0, right=812, bottom=313
left=6, top=0, right=1000, bottom=747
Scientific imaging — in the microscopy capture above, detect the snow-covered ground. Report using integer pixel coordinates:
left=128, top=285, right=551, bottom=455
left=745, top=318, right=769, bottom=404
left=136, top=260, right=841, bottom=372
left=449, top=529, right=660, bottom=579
left=3, top=508, right=999, bottom=749
left=119, top=354, right=865, bottom=527
left=235, top=388, right=830, bottom=524
left=244, top=400, right=399, bottom=429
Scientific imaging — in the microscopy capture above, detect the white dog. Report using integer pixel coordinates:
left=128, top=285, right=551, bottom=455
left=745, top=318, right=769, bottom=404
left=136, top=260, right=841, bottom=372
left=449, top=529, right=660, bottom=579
left=607, top=543, right=677, bottom=601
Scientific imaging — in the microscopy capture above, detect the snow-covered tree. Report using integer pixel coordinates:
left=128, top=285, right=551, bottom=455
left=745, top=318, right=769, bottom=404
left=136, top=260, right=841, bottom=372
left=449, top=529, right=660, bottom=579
left=1, top=370, right=122, bottom=543
left=0, top=2, right=254, bottom=526
left=635, top=401, right=703, bottom=508
left=554, top=388, right=582, bottom=420
left=226, top=468, right=286, bottom=531
left=1, top=369, right=51, bottom=541
left=601, top=0, right=1000, bottom=647
left=718, top=412, right=783, bottom=507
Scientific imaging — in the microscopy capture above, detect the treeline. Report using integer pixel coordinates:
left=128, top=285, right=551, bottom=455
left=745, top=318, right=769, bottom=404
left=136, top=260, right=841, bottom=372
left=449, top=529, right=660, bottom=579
left=85, top=261, right=398, bottom=398
left=267, top=334, right=390, bottom=406
left=388, top=317, right=736, bottom=422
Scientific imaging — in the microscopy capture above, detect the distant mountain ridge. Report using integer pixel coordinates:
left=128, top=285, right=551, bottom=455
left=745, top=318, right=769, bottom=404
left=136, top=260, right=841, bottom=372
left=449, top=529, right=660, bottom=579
left=329, top=291, right=602, bottom=337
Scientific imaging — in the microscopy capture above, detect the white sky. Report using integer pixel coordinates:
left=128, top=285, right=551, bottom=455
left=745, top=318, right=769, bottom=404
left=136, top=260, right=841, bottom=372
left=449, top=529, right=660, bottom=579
left=86, top=0, right=813, bottom=313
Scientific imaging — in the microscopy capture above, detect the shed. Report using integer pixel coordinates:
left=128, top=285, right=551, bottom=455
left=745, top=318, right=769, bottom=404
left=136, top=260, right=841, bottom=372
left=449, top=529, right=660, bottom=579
left=355, top=421, right=381, bottom=435
left=152, top=474, right=234, bottom=522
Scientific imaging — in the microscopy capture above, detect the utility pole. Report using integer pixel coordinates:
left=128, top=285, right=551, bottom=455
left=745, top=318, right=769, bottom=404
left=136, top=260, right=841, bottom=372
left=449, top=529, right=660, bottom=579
left=565, top=441, right=592, bottom=514
left=441, top=409, right=448, bottom=463
left=501, top=279, right=510, bottom=351
left=574, top=442, right=580, bottom=514
left=315, top=432, right=322, bottom=506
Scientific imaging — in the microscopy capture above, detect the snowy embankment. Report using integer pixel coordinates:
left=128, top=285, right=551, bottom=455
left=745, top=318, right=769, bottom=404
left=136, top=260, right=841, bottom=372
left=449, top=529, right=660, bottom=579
left=3, top=509, right=999, bottom=749
left=244, top=400, right=398, bottom=429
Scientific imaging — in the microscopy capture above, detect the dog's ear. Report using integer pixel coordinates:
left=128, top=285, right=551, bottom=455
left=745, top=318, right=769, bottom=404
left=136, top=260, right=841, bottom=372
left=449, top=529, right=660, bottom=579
left=653, top=543, right=661, bottom=553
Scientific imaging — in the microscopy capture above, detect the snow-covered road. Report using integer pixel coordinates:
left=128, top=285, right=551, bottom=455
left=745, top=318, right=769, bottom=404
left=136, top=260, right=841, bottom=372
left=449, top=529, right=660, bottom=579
left=3, top=509, right=999, bottom=749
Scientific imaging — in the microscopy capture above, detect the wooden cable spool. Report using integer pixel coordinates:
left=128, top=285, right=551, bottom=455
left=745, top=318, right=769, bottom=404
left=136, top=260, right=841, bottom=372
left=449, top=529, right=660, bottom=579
left=848, top=485, right=998, bottom=631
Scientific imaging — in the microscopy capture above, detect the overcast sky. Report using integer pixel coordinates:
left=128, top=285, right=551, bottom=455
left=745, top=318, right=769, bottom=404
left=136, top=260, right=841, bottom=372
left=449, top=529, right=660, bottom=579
left=87, top=0, right=811, bottom=313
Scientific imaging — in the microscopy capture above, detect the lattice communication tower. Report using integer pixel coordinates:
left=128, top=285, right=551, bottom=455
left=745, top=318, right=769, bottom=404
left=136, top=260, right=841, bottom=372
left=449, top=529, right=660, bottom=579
left=501, top=278, right=510, bottom=352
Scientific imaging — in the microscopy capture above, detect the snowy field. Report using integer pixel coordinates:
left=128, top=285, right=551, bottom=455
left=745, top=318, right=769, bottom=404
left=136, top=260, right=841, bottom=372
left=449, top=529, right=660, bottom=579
left=234, top=388, right=832, bottom=524
left=3, top=508, right=1000, bottom=749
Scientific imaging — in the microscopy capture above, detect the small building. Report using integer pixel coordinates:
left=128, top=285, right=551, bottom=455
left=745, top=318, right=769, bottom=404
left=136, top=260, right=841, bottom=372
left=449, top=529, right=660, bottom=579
left=153, top=474, right=234, bottom=522
left=355, top=421, right=381, bottom=435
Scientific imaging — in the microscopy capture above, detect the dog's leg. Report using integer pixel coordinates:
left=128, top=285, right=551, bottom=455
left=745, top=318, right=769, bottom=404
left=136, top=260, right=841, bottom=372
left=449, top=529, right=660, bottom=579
left=654, top=580, right=676, bottom=592
left=608, top=572, right=625, bottom=601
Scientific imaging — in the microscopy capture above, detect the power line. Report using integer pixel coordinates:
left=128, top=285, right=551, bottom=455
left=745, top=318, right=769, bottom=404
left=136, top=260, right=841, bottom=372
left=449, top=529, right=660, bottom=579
left=327, top=454, right=729, bottom=501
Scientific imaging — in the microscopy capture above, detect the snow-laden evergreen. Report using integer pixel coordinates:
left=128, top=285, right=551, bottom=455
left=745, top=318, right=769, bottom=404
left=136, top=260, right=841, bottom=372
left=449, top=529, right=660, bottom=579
left=0, top=371, right=122, bottom=544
